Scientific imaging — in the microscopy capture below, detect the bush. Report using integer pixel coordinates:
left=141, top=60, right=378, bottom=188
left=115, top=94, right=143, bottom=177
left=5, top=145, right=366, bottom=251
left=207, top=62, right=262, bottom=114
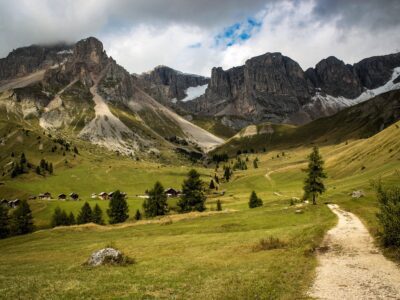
left=252, top=236, right=287, bottom=252
left=134, top=209, right=142, bottom=221
left=248, top=191, right=263, bottom=208
left=107, top=191, right=129, bottom=224
left=375, top=181, right=400, bottom=247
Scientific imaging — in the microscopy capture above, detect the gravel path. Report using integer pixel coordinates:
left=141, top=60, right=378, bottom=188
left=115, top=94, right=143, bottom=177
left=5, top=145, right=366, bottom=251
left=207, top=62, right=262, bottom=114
left=309, top=204, right=400, bottom=299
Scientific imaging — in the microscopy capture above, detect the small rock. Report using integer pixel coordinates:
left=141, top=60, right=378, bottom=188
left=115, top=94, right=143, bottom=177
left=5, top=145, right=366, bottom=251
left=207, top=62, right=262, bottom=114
left=351, top=190, right=365, bottom=198
left=295, top=209, right=303, bottom=214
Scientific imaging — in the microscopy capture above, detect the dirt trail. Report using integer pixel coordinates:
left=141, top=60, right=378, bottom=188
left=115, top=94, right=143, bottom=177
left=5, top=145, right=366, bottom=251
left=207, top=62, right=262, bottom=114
left=309, top=204, right=400, bottom=299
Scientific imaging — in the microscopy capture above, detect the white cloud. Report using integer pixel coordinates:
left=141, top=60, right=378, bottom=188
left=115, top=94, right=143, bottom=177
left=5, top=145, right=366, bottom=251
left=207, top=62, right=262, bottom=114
left=1, top=0, right=399, bottom=76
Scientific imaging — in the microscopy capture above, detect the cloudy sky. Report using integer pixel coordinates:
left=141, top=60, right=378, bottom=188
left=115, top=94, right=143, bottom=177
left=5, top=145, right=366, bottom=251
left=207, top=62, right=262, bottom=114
left=0, top=0, right=399, bottom=76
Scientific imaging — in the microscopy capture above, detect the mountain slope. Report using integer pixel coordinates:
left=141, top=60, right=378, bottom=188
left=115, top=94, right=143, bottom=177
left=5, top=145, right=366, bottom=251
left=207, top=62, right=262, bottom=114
left=0, top=37, right=224, bottom=156
left=213, top=89, right=400, bottom=155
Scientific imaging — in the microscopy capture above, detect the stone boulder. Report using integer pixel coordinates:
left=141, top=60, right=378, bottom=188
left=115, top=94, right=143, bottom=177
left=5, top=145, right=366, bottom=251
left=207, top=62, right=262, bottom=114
left=351, top=190, right=365, bottom=198
left=86, top=248, right=133, bottom=266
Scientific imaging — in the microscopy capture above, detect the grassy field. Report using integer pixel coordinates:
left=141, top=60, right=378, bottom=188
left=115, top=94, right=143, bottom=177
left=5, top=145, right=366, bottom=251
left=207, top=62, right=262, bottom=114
left=0, top=115, right=399, bottom=298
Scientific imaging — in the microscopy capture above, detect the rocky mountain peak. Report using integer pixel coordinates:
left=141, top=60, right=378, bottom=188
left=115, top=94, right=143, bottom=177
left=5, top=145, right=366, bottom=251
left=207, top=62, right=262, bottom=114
left=72, top=37, right=107, bottom=67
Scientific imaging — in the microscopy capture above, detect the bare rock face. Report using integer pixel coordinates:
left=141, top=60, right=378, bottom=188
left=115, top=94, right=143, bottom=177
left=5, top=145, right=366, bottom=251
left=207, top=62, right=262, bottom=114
left=354, top=53, right=400, bottom=89
left=0, top=44, right=72, bottom=80
left=185, top=51, right=400, bottom=126
left=308, top=56, right=363, bottom=98
left=137, top=66, right=209, bottom=105
left=86, top=248, right=124, bottom=266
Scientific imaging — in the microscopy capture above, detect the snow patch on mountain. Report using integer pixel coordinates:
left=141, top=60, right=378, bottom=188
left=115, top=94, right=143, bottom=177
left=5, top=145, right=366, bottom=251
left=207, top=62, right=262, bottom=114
left=181, top=84, right=208, bottom=102
left=312, top=67, right=400, bottom=108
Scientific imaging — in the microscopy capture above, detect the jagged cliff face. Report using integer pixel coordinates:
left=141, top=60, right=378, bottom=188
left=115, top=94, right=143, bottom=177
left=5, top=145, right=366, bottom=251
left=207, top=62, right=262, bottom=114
left=0, top=44, right=73, bottom=80
left=0, top=37, right=224, bottom=157
left=136, top=66, right=209, bottom=106
left=184, top=52, right=400, bottom=126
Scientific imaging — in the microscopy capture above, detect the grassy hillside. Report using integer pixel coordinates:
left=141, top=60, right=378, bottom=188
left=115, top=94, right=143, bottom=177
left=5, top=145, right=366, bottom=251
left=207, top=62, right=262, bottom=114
left=214, top=90, right=400, bottom=156
left=1, top=117, right=399, bottom=298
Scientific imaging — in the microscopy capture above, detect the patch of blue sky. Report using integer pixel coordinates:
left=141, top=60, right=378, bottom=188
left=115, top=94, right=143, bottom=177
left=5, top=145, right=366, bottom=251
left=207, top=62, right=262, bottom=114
left=214, top=17, right=262, bottom=48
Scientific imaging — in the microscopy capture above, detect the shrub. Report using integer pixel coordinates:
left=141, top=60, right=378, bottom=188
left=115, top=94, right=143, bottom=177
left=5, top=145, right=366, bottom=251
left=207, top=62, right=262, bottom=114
left=375, top=181, right=400, bottom=247
left=252, top=236, right=287, bottom=252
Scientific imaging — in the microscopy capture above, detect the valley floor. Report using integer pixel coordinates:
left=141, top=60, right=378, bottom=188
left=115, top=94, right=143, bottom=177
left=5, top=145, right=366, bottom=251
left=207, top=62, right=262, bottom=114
left=0, top=122, right=399, bottom=299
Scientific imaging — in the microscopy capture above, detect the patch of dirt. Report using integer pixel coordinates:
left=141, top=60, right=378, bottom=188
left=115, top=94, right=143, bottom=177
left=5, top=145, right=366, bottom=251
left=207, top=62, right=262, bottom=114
left=309, top=204, right=400, bottom=299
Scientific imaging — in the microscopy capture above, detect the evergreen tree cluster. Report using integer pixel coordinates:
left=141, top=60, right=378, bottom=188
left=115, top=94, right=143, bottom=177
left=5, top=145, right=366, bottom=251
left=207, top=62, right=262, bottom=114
left=0, top=200, right=34, bottom=239
left=248, top=191, right=263, bottom=208
left=75, top=202, right=105, bottom=225
left=51, top=207, right=76, bottom=227
left=233, top=157, right=247, bottom=170
left=223, top=165, right=233, bottom=182
left=11, top=153, right=31, bottom=178
left=37, top=158, right=53, bottom=175
left=212, top=153, right=228, bottom=163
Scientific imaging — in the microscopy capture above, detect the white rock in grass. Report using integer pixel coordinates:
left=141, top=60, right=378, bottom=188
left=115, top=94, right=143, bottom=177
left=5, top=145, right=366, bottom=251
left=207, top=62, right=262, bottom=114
left=87, top=248, right=122, bottom=266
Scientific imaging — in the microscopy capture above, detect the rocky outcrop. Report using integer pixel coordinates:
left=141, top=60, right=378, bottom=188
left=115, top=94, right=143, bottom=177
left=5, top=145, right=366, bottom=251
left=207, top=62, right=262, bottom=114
left=185, top=51, right=400, bottom=125
left=354, top=53, right=400, bottom=89
left=137, top=66, right=209, bottom=105
left=0, top=44, right=72, bottom=81
left=307, top=56, right=362, bottom=98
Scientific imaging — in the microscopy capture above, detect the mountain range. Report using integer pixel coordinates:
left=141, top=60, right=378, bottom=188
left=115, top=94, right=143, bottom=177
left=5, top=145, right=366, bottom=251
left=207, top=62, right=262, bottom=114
left=1, top=36, right=400, bottom=156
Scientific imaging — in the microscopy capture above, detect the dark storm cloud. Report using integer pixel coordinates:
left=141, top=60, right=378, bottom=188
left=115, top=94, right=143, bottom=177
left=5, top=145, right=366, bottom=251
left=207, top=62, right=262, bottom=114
left=312, top=0, right=400, bottom=31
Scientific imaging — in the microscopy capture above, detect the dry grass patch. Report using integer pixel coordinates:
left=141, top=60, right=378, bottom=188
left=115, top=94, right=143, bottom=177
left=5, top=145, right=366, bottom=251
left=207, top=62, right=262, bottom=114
left=252, top=236, right=287, bottom=252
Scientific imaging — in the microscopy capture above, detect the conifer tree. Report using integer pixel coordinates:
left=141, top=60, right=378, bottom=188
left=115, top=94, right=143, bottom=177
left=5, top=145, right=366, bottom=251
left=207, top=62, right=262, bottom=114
left=107, top=190, right=129, bottom=224
left=77, top=202, right=93, bottom=224
left=143, top=182, right=168, bottom=217
left=10, top=200, right=34, bottom=235
left=253, top=158, right=258, bottom=169
left=223, top=166, right=232, bottom=182
left=51, top=207, right=63, bottom=227
left=303, top=146, right=327, bottom=205
left=92, top=204, right=105, bottom=225
left=49, top=163, right=53, bottom=174
left=68, top=212, right=76, bottom=225
left=209, top=179, right=215, bottom=189
left=248, top=191, right=263, bottom=208
left=134, top=209, right=142, bottom=220
left=0, top=205, right=9, bottom=239
left=178, top=169, right=206, bottom=212
left=216, top=199, right=222, bottom=211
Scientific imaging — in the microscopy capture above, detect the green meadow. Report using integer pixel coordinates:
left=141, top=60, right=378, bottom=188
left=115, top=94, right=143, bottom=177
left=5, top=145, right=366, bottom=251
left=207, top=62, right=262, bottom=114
left=0, top=115, right=399, bottom=298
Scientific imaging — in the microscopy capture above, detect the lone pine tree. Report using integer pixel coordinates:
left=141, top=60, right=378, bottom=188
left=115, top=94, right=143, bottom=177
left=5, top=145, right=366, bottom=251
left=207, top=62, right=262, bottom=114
left=303, top=146, right=327, bottom=205
left=178, top=169, right=206, bottom=212
left=143, top=181, right=168, bottom=217
left=107, top=190, right=129, bottom=224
